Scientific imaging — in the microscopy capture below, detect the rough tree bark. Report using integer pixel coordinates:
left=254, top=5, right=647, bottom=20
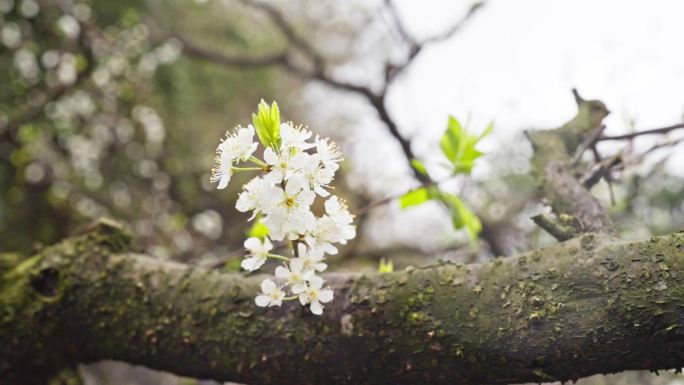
left=2, top=220, right=684, bottom=385
left=2, top=92, right=682, bottom=385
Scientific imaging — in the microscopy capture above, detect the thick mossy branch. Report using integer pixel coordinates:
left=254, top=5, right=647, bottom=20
left=527, top=91, right=614, bottom=237
left=3, top=221, right=684, bottom=385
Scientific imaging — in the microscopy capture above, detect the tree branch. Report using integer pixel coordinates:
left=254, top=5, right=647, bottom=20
left=3, top=220, right=684, bottom=384
left=599, top=122, right=684, bottom=141
left=527, top=90, right=615, bottom=238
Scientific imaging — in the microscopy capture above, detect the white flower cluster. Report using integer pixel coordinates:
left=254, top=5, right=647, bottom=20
left=211, top=101, right=355, bottom=315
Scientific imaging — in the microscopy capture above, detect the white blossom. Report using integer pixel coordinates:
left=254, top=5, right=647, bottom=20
left=212, top=102, right=356, bottom=315
left=315, top=136, right=342, bottom=170
left=306, top=196, right=356, bottom=254
left=280, top=122, right=315, bottom=150
left=211, top=126, right=257, bottom=190
left=262, top=187, right=316, bottom=240
left=210, top=150, right=233, bottom=190
left=297, top=243, right=327, bottom=273
left=241, top=237, right=273, bottom=271
left=222, top=125, right=258, bottom=162
left=286, top=154, right=335, bottom=197
left=236, top=177, right=280, bottom=219
left=275, top=258, right=313, bottom=294
left=263, top=146, right=309, bottom=184
left=298, top=276, right=334, bottom=315
left=255, top=279, right=285, bottom=307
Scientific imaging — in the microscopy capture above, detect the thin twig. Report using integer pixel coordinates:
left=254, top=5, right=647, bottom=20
left=385, top=1, right=485, bottom=83
left=173, top=34, right=290, bottom=68
left=239, top=0, right=325, bottom=71
left=572, top=124, right=605, bottom=165
left=599, top=123, right=684, bottom=141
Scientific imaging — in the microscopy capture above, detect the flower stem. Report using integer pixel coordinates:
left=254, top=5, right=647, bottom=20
left=232, top=166, right=262, bottom=172
left=282, top=295, right=298, bottom=301
left=292, top=240, right=300, bottom=258
left=267, top=253, right=289, bottom=262
left=249, top=156, right=267, bottom=167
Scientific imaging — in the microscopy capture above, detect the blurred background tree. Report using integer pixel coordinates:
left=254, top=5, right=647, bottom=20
left=0, top=0, right=300, bottom=262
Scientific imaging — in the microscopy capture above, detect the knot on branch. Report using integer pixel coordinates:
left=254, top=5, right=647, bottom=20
left=532, top=213, right=583, bottom=241
left=78, top=217, right=134, bottom=254
left=29, top=267, right=60, bottom=297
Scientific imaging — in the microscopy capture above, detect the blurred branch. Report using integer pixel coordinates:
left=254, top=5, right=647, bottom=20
left=238, top=0, right=324, bottom=71
left=580, top=155, right=622, bottom=189
left=171, top=34, right=290, bottom=68
left=527, top=89, right=614, bottom=239
left=160, top=1, right=509, bottom=253
left=599, top=122, right=684, bottom=141
left=163, top=0, right=485, bottom=184
left=572, top=124, right=605, bottom=165
left=383, top=1, right=485, bottom=84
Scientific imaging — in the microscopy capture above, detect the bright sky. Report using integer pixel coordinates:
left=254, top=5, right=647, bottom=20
left=305, top=0, right=684, bottom=250
left=393, top=0, right=684, bottom=139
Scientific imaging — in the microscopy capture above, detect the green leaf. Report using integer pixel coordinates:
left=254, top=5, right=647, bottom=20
left=437, top=192, right=482, bottom=241
left=378, top=258, right=394, bottom=274
left=247, top=219, right=269, bottom=240
left=410, top=158, right=429, bottom=177
left=439, top=116, right=492, bottom=175
left=251, top=99, right=281, bottom=148
left=479, top=121, right=494, bottom=140
left=400, top=187, right=431, bottom=209
left=440, top=116, right=462, bottom=163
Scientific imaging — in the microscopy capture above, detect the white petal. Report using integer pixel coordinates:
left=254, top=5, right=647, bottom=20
left=275, top=266, right=289, bottom=279
left=299, top=292, right=308, bottom=305
left=322, top=243, right=338, bottom=255
left=286, top=175, right=306, bottom=194
left=325, top=196, right=340, bottom=213
left=301, top=270, right=314, bottom=282
left=270, top=299, right=282, bottom=307
left=290, top=258, right=303, bottom=273
left=263, top=237, right=273, bottom=251
left=264, top=147, right=279, bottom=165
left=244, top=237, right=261, bottom=251
left=308, top=275, right=324, bottom=289
left=314, top=185, right=330, bottom=197
left=318, top=289, right=334, bottom=303
left=310, top=300, right=323, bottom=315
left=261, top=278, right=276, bottom=293
left=217, top=174, right=230, bottom=190
left=291, top=282, right=307, bottom=294
left=315, top=263, right=328, bottom=272
left=255, top=295, right=270, bottom=307
left=241, top=256, right=262, bottom=271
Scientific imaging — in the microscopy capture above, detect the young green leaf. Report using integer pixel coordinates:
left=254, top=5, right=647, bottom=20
left=399, top=187, right=431, bottom=209
left=378, top=258, right=394, bottom=274
left=410, top=158, right=430, bottom=177
left=439, top=115, right=492, bottom=175
left=437, top=192, right=482, bottom=241
left=440, top=116, right=462, bottom=164
left=251, top=100, right=281, bottom=148
left=247, top=218, right=269, bottom=240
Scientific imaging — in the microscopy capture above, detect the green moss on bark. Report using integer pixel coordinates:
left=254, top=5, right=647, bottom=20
left=3, top=222, right=684, bottom=385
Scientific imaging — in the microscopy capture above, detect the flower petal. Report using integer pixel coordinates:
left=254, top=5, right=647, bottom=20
left=310, top=300, right=323, bottom=315
left=275, top=265, right=289, bottom=279
left=255, top=295, right=270, bottom=307
left=318, top=289, right=334, bottom=303
left=244, top=237, right=261, bottom=251
left=261, top=278, right=276, bottom=293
